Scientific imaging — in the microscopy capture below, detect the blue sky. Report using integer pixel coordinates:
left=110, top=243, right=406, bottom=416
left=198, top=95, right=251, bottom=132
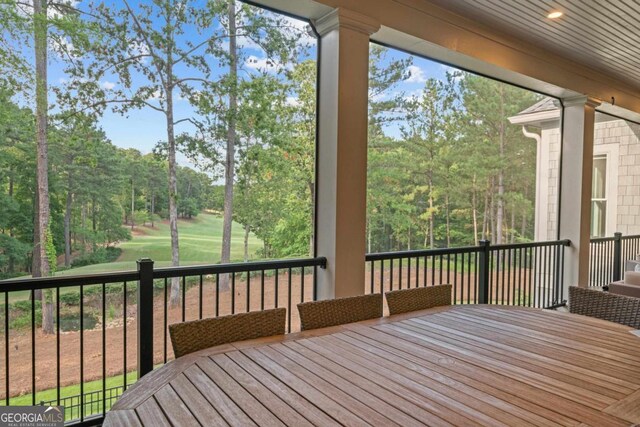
left=11, top=1, right=456, bottom=168
left=92, top=47, right=453, bottom=157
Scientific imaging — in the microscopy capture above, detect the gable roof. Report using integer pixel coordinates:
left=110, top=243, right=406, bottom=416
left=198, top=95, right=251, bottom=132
left=509, top=97, right=560, bottom=126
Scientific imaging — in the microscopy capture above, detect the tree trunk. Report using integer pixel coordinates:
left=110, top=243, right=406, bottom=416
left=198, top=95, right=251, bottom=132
left=81, top=202, right=86, bottom=253
left=445, top=194, right=451, bottom=248
left=33, top=0, right=53, bottom=334
left=130, top=178, right=135, bottom=230
left=64, top=187, right=72, bottom=267
left=472, top=174, right=478, bottom=246
left=8, top=170, right=15, bottom=271
left=243, top=225, right=249, bottom=262
left=482, top=191, right=489, bottom=240
left=510, top=209, right=516, bottom=244
left=490, top=180, right=496, bottom=242
left=150, top=191, right=155, bottom=227
left=428, top=172, right=434, bottom=249
left=167, top=73, right=181, bottom=307
left=92, top=196, right=97, bottom=252
left=496, top=86, right=505, bottom=245
left=367, top=216, right=371, bottom=255
left=308, top=180, right=315, bottom=257
left=220, top=0, right=237, bottom=290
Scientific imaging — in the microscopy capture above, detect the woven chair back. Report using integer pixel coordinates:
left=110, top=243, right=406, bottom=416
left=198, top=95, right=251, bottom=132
left=386, top=284, right=452, bottom=315
left=297, top=293, right=383, bottom=331
left=169, top=307, right=286, bottom=358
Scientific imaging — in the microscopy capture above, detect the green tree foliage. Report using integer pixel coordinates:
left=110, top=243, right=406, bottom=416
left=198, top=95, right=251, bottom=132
left=367, top=66, right=540, bottom=251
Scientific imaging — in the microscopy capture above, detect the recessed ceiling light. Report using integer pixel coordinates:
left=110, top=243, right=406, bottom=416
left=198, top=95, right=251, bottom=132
left=547, top=11, right=563, bottom=19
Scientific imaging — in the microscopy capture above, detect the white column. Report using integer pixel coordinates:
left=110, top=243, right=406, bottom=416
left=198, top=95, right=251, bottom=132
left=312, top=9, right=379, bottom=299
left=559, top=96, right=600, bottom=293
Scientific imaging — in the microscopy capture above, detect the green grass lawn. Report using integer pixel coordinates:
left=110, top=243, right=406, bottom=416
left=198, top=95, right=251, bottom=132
left=3, top=212, right=262, bottom=301
left=8, top=371, right=138, bottom=421
left=58, top=212, right=262, bottom=275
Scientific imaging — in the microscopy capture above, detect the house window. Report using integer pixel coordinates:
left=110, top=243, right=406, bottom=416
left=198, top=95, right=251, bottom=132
left=591, top=155, right=607, bottom=237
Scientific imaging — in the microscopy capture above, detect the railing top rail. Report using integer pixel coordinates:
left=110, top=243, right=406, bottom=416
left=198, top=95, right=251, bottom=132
left=151, top=256, right=327, bottom=279
left=590, top=237, right=616, bottom=243
left=489, top=239, right=571, bottom=250
left=365, top=239, right=572, bottom=261
left=0, top=270, right=140, bottom=292
left=620, top=234, right=640, bottom=241
left=365, top=245, right=480, bottom=261
left=0, top=257, right=327, bottom=292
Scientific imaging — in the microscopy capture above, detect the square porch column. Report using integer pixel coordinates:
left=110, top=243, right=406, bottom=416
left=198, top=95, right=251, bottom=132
left=312, top=9, right=379, bottom=299
left=559, top=95, right=600, bottom=292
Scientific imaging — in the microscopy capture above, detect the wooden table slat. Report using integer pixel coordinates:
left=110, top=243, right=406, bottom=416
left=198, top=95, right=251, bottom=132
left=298, top=337, right=486, bottom=426
left=169, top=374, right=230, bottom=427
left=280, top=340, right=452, bottom=427
left=322, top=333, right=537, bottom=427
left=242, top=347, right=371, bottom=427
left=344, top=326, right=629, bottom=427
left=470, top=308, right=639, bottom=350
left=382, top=321, right=617, bottom=409
left=407, top=315, right=637, bottom=395
left=445, top=310, right=640, bottom=365
left=154, top=382, right=202, bottom=427
left=211, top=353, right=313, bottom=427
left=135, top=394, right=172, bottom=427
left=104, top=305, right=640, bottom=427
left=339, top=328, right=577, bottom=427
left=183, top=364, right=257, bottom=427
left=228, top=351, right=341, bottom=427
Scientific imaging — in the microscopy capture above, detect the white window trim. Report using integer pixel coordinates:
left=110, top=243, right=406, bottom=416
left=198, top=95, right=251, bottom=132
left=593, top=144, right=619, bottom=237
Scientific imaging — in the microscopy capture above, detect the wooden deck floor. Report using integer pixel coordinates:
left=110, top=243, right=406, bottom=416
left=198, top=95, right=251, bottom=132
left=105, top=305, right=640, bottom=426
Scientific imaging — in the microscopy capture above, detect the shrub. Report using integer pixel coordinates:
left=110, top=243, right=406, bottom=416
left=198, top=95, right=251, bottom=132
left=59, top=292, right=81, bottom=306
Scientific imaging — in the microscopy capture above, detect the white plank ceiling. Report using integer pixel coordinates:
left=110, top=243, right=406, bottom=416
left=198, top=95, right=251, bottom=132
left=427, top=0, right=640, bottom=90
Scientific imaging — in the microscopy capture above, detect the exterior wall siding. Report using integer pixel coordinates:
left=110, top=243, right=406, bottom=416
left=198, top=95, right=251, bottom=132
left=538, top=118, right=640, bottom=240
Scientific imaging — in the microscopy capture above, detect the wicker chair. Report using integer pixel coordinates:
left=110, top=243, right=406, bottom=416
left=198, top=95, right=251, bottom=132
left=169, top=307, right=286, bottom=358
left=297, top=293, right=383, bottom=331
left=568, top=286, right=640, bottom=329
left=385, top=284, right=452, bottom=315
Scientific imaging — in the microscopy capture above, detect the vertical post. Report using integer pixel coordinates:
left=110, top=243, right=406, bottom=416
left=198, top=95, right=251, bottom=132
left=559, top=95, right=600, bottom=293
left=137, top=258, right=154, bottom=378
left=478, top=240, right=491, bottom=304
left=613, top=232, right=622, bottom=282
left=312, top=8, right=380, bottom=299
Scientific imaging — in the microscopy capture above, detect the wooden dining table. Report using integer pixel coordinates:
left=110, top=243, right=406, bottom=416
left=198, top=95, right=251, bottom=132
left=103, top=305, right=640, bottom=426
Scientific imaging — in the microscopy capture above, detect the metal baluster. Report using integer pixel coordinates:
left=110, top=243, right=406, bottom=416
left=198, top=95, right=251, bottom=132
left=231, top=273, right=236, bottom=315
left=31, top=290, right=35, bottom=406
left=5, top=291, right=9, bottom=405
left=260, top=271, right=265, bottom=310
left=102, top=283, right=106, bottom=415
left=199, top=275, right=203, bottom=320
left=123, top=281, right=127, bottom=390
left=287, top=268, right=292, bottom=333
left=163, top=278, right=167, bottom=363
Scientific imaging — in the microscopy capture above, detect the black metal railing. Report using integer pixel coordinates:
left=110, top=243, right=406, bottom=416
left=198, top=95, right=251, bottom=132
left=589, top=232, right=640, bottom=288
left=0, top=256, right=326, bottom=426
left=366, top=239, right=571, bottom=309
left=40, top=383, right=134, bottom=423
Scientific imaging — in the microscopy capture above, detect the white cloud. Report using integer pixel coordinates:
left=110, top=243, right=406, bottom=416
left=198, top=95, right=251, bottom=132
left=237, top=36, right=262, bottom=51
left=245, top=55, right=289, bottom=73
left=406, top=65, right=427, bottom=83
left=100, top=81, right=116, bottom=90
left=285, top=96, right=301, bottom=107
